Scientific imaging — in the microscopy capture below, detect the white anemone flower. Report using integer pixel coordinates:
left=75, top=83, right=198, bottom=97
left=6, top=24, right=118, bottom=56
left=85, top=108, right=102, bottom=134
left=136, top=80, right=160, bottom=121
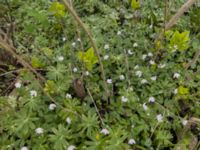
left=148, top=97, right=155, bottom=103
left=104, top=44, right=109, bottom=50
left=121, top=96, right=128, bottom=102
left=67, top=145, right=76, bottom=150
left=21, top=146, right=28, bottom=150
left=156, top=114, right=163, bottom=123
left=119, top=75, right=125, bottom=80
left=100, top=128, right=109, bottom=135
left=49, top=103, right=56, bottom=110
left=15, top=82, right=22, bottom=88
left=30, top=90, right=37, bottom=98
left=135, top=71, right=142, bottom=77
left=66, top=117, right=71, bottom=124
left=128, top=138, right=136, bottom=145
left=173, top=73, right=180, bottom=79
left=106, top=79, right=112, bottom=84
left=35, top=127, right=44, bottom=134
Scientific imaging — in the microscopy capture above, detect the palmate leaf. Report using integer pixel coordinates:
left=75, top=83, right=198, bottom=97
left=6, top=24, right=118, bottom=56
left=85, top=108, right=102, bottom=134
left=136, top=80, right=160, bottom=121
left=46, top=64, right=67, bottom=80
left=77, top=47, right=98, bottom=71
left=155, top=130, right=173, bottom=146
left=49, top=124, right=71, bottom=150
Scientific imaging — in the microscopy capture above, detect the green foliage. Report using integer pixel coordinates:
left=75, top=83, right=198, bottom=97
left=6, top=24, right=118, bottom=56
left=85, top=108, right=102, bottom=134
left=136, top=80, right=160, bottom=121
left=31, top=56, right=45, bottom=68
left=44, top=80, right=57, bottom=94
left=166, top=30, right=190, bottom=52
left=178, top=86, right=189, bottom=95
left=48, top=2, right=66, bottom=18
left=77, top=47, right=98, bottom=71
left=131, top=0, right=140, bottom=10
left=49, top=125, right=71, bottom=150
left=0, top=0, right=199, bottom=150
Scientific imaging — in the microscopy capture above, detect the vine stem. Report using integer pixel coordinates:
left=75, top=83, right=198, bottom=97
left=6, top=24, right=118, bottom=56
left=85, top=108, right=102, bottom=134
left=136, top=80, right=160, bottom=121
left=62, top=0, right=110, bottom=102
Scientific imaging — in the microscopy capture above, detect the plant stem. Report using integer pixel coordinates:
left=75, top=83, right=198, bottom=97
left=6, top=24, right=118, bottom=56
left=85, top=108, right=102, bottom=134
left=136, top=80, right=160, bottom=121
left=62, top=0, right=110, bottom=103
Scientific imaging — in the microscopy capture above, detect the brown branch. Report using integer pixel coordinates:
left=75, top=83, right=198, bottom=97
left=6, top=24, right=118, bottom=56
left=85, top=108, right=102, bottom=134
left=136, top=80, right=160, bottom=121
left=62, top=0, right=110, bottom=102
left=0, top=40, right=45, bottom=81
left=0, top=33, right=78, bottom=116
left=165, top=0, right=197, bottom=30
left=185, top=49, right=200, bottom=70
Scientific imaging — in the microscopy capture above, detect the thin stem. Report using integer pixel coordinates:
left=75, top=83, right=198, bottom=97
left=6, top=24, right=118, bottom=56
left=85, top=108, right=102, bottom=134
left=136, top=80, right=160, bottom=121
left=87, top=88, right=105, bottom=126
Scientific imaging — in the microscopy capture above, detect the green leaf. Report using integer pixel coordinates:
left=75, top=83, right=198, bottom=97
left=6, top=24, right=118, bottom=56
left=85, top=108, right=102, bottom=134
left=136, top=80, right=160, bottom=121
left=131, top=0, right=140, bottom=10
left=77, top=47, right=98, bottom=71
left=31, top=56, right=45, bottom=68
left=44, top=80, right=57, bottom=94
left=49, top=124, right=71, bottom=150
left=48, top=2, right=65, bottom=17
left=178, top=86, right=189, bottom=95
left=168, top=30, right=190, bottom=51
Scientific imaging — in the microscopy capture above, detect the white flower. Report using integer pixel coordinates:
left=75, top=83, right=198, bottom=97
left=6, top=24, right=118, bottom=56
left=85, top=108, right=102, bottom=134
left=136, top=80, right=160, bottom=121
left=141, top=79, right=148, bottom=84
left=103, top=55, right=109, bottom=60
left=121, top=96, right=128, bottom=102
left=135, top=71, right=142, bottom=77
left=35, top=127, right=44, bottom=134
left=128, top=49, right=134, bottom=55
left=15, top=82, right=21, bottom=88
left=148, top=97, right=155, bottom=103
left=182, top=120, right=188, bottom=126
left=58, top=56, right=64, bottom=61
left=106, top=79, right=112, bottom=84
left=117, top=31, right=122, bottom=35
left=67, top=145, right=76, bottom=150
left=143, top=103, right=148, bottom=111
left=62, top=37, right=66, bottom=41
left=73, top=67, right=78, bottom=72
left=173, top=73, right=180, bottom=79
left=100, top=128, right=109, bottom=135
left=173, top=88, right=178, bottom=94
left=71, top=42, right=76, bottom=47
left=174, top=45, right=178, bottom=50
left=119, top=75, right=125, bottom=80
left=66, top=93, right=72, bottom=99
left=66, top=117, right=71, bottom=124
left=142, top=54, right=147, bottom=60
left=158, top=63, right=166, bottom=68
left=149, top=24, right=153, bottom=29
left=131, top=124, right=135, bottom=128
left=104, top=44, right=109, bottom=50
left=128, top=138, right=136, bottom=145
left=77, top=38, right=81, bottom=42
left=150, top=76, right=157, bottom=81
left=148, top=52, right=153, bottom=57
left=133, top=43, right=138, bottom=47
left=49, top=103, right=56, bottom=110
left=134, top=65, right=139, bottom=69
left=156, top=114, right=163, bottom=123
left=30, top=90, right=37, bottom=98
left=149, top=60, right=155, bottom=65
left=85, top=71, right=89, bottom=76
left=21, top=146, right=28, bottom=150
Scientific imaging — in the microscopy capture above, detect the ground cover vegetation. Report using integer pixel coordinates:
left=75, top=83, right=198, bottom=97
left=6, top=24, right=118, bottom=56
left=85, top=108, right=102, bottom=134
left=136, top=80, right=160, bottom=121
left=0, top=0, right=200, bottom=149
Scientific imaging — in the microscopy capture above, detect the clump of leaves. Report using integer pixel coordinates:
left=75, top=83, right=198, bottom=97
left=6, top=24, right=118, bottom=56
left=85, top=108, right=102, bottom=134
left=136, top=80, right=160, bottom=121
left=77, top=47, right=98, bottom=71
left=165, top=30, right=190, bottom=52
left=48, top=2, right=66, bottom=18
left=131, top=0, right=140, bottom=10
